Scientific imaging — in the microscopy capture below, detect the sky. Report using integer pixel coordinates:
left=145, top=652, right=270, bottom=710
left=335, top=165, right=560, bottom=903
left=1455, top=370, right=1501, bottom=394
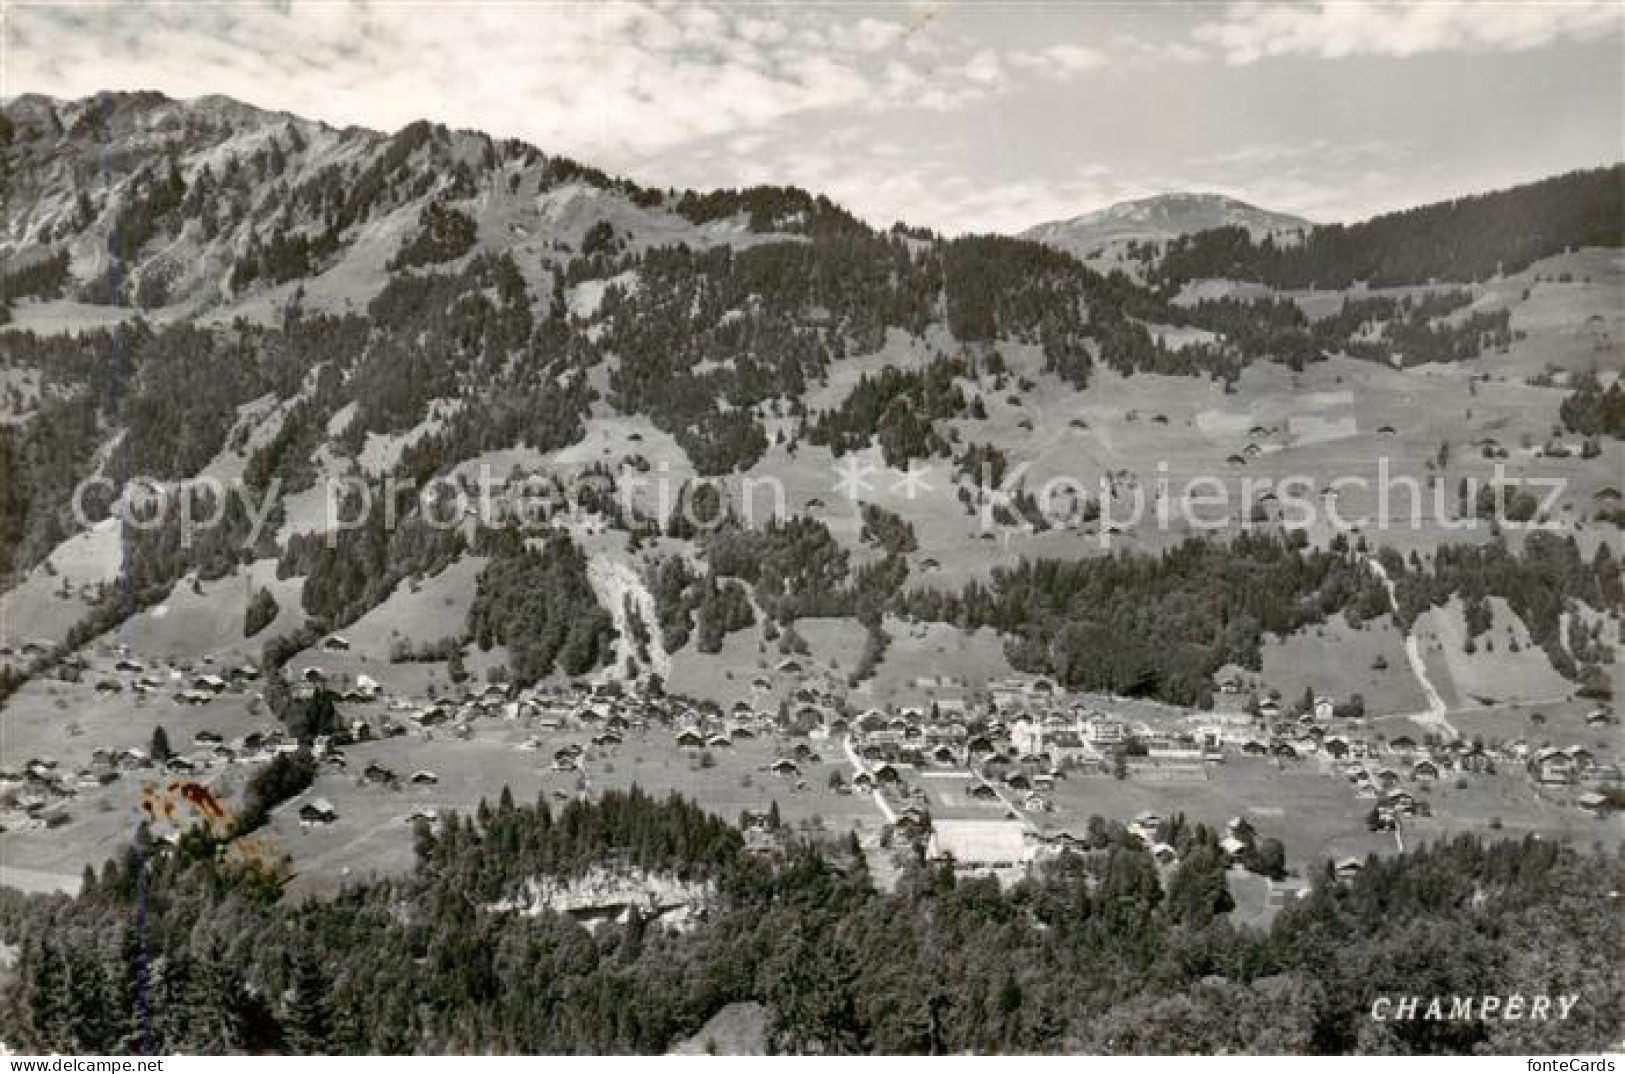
left=4, top=1, right=1622, bottom=234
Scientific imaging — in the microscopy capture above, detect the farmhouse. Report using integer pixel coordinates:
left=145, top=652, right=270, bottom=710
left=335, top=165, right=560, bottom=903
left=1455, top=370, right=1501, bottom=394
left=1578, top=792, right=1612, bottom=817
left=299, top=798, right=338, bottom=826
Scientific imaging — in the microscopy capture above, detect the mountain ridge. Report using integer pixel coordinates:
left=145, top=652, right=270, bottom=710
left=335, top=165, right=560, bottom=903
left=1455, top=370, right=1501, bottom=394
left=1021, top=192, right=1311, bottom=267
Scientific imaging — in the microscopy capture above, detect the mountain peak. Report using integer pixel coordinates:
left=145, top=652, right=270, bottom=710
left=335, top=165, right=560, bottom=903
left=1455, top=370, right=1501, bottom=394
left=1021, top=192, right=1310, bottom=264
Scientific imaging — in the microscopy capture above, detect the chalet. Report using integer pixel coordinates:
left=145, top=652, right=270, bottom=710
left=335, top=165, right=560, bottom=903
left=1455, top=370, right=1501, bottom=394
left=1585, top=708, right=1617, bottom=727
left=1578, top=792, right=1612, bottom=817
left=1334, top=857, right=1365, bottom=881
left=966, top=735, right=997, bottom=759
left=322, top=635, right=352, bottom=652
left=769, top=758, right=800, bottom=776
left=1382, top=790, right=1417, bottom=816
left=412, top=706, right=450, bottom=728
left=363, top=762, right=397, bottom=785
left=409, top=770, right=439, bottom=785
left=1045, top=831, right=1089, bottom=853
left=1412, top=759, right=1441, bottom=782
left=966, top=781, right=1000, bottom=801
left=299, top=798, right=338, bottom=826
left=675, top=728, right=704, bottom=748
left=1130, top=811, right=1162, bottom=844
left=1533, top=747, right=1576, bottom=785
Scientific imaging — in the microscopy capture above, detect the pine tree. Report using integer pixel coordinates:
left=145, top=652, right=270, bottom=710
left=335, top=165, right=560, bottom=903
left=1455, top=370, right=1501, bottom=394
left=20, top=938, right=69, bottom=1052
left=284, top=952, right=333, bottom=1053
left=183, top=939, right=247, bottom=1054
left=149, top=725, right=172, bottom=762
left=66, top=943, right=112, bottom=1051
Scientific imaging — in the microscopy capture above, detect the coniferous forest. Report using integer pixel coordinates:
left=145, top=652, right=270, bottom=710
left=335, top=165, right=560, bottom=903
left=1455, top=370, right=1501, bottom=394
left=0, top=789, right=1619, bottom=1055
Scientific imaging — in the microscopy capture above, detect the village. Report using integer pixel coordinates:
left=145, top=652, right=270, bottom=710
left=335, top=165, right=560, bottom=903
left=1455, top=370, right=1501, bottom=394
left=3, top=628, right=1619, bottom=910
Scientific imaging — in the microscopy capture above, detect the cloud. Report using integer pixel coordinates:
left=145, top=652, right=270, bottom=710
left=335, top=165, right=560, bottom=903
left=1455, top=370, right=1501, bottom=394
left=1194, top=0, right=1622, bottom=64
left=5, top=1, right=1109, bottom=157
left=1008, top=44, right=1107, bottom=78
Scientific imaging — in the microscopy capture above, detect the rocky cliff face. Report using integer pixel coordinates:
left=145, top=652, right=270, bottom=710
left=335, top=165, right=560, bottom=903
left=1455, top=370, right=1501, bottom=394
left=490, top=864, right=715, bottom=930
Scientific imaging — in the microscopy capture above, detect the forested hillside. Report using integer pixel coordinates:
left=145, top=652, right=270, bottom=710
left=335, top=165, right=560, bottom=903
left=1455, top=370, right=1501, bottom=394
left=2, top=91, right=1621, bottom=708
left=1153, top=167, right=1624, bottom=289
left=0, top=790, right=1618, bottom=1054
